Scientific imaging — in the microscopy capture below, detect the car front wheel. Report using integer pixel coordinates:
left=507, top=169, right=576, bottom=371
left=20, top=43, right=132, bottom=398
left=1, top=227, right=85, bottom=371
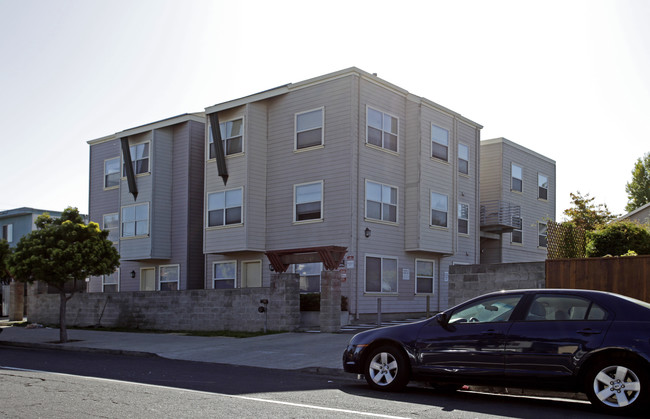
left=585, top=356, right=648, bottom=414
left=364, top=345, right=409, bottom=391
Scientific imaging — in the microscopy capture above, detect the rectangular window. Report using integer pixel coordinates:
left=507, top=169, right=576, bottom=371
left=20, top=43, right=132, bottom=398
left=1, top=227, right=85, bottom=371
left=431, top=124, right=449, bottom=161
left=295, top=108, right=323, bottom=149
left=123, top=143, right=149, bottom=176
left=103, top=270, right=119, bottom=293
left=458, top=203, right=469, bottom=235
left=209, top=118, right=243, bottom=158
left=430, top=192, right=448, bottom=228
left=121, top=203, right=149, bottom=237
left=538, top=173, right=549, bottom=200
left=458, top=143, right=469, bottom=174
left=294, top=263, right=322, bottom=293
left=367, top=107, right=398, bottom=152
left=365, top=256, right=398, bottom=293
left=104, top=157, right=120, bottom=188
left=2, top=224, right=13, bottom=243
left=365, top=181, right=397, bottom=223
left=214, top=261, right=236, bottom=289
left=511, top=163, right=523, bottom=192
left=511, top=217, right=523, bottom=244
left=416, top=260, right=435, bottom=294
left=208, top=188, right=243, bottom=227
left=294, top=181, right=323, bottom=222
left=538, top=222, right=548, bottom=247
left=159, top=265, right=179, bottom=291
left=103, top=213, right=119, bottom=242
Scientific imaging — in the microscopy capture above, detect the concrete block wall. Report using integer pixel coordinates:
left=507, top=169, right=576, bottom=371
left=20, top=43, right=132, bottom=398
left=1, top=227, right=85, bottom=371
left=319, top=270, right=341, bottom=332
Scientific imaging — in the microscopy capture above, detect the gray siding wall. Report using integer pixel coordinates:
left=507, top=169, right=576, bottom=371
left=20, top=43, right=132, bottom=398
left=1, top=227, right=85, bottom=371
left=186, top=120, right=206, bottom=289
left=152, top=127, right=173, bottom=259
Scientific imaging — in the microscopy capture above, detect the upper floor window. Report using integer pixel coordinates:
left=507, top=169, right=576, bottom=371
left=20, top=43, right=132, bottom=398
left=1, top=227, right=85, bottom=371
left=208, top=188, right=243, bottom=227
left=103, top=269, right=119, bottom=293
left=104, top=157, right=120, bottom=188
left=458, top=203, right=469, bottom=235
left=458, top=143, right=469, bottom=174
left=416, top=259, right=435, bottom=294
left=209, top=118, right=243, bottom=158
left=511, top=163, right=523, bottom=192
left=538, top=222, right=548, bottom=248
left=367, top=107, right=398, bottom=152
left=431, top=125, right=449, bottom=162
left=159, top=265, right=179, bottom=291
left=295, top=108, right=323, bottom=149
left=365, top=255, right=398, bottom=293
left=511, top=217, right=523, bottom=244
left=103, top=213, right=119, bottom=242
left=123, top=143, right=149, bottom=176
left=294, top=181, right=323, bottom=222
left=121, top=203, right=149, bottom=237
left=2, top=224, right=13, bottom=243
left=538, top=174, right=549, bottom=200
left=366, top=181, right=397, bottom=223
left=214, top=261, right=236, bottom=289
left=430, top=192, right=448, bottom=228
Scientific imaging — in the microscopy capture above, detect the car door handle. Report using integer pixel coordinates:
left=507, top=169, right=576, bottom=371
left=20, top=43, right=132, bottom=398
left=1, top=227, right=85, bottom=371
left=481, top=330, right=503, bottom=336
left=577, top=328, right=601, bottom=335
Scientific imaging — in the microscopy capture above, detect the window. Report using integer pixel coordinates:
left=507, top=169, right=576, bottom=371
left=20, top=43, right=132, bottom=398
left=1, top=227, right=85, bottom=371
left=416, top=260, right=435, bottom=294
left=209, top=118, right=243, bottom=158
left=538, top=174, right=549, bottom=200
left=294, top=263, right=322, bottom=293
left=458, top=203, right=469, bottom=235
left=449, top=294, right=523, bottom=324
left=213, top=261, right=236, bottom=289
left=365, top=256, right=398, bottom=293
left=524, top=295, right=608, bottom=321
left=511, top=217, right=523, bottom=244
left=123, top=143, right=149, bottom=176
left=104, top=157, right=120, bottom=188
left=431, top=125, right=449, bottom=161
left=366, top=181, right=397, bottom=223
left=538, top=222, right=548, bottom=247
left=121, top=203, right=149, bottom=237
left=159, top=265, right=179, bottom=291
left=103, top=213, right=119, bottom=242
left=208, top=188, right=243, bottom=227
left=295, top=108, right=323, bottom=149
left=103, top=270, right=119, bottom=293
left=2, top=224, right=13, bottom=243
left=458, top=143, right=469, bottom=174
left=511, top=163, right=522, bottom=192
left=294, top=181, right=323, bottom=222
left=430, top=192, right=448, bottom=227
left=367, top=107, right=398, bottom=152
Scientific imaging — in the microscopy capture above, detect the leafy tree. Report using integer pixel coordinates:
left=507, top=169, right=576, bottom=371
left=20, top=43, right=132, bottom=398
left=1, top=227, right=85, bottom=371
left=625, top=152, right=650, bottom=212
left=563, top=191, right=617, bottom=231
left=585, top=220, right=650, bottom=257
left=8, top=207, right=119, bottom=342
left=0, top=239, right=11, bottom=285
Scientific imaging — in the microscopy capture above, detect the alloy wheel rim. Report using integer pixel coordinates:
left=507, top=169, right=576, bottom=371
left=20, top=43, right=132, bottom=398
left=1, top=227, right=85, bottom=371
left=369, top=352, right=398, bottom=386
left=593, top=365, right=641, bottom=408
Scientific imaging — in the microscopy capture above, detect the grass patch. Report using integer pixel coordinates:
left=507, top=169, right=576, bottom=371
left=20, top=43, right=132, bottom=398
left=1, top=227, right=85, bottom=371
left=69, top=325, right=285, bottom=338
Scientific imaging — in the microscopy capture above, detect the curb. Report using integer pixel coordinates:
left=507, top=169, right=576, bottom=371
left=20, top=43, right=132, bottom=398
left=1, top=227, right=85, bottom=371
left=0, top=340, right=157, bottom=359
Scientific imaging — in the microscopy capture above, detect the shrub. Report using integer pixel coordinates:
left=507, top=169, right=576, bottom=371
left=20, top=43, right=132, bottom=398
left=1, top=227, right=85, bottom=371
left=586, top=220, right=650, bottom=257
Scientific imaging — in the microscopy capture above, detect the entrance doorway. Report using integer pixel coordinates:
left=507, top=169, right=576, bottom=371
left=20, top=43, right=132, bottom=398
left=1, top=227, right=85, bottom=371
left=140, top=267, right=156, bottom=291
left=241, top=261, right=262, bottom=287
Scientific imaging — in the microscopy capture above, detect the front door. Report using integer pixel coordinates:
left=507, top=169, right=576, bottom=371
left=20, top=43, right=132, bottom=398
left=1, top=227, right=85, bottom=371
left=242, top=261, right=262, bottom=288
left=140, top=268, right=156, bottom=291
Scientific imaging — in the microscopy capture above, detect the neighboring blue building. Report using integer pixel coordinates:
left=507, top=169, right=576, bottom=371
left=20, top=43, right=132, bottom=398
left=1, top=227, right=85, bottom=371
left=0, top=207, right=64, bottom=247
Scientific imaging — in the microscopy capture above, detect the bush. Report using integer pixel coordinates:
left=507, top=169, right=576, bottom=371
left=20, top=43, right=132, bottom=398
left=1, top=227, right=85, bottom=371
left=586, top=220, right=650, bottom=257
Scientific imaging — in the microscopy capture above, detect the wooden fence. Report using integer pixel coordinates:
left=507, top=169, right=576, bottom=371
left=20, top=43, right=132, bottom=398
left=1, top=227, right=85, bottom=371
left=546, top=255, right=650, bottom=302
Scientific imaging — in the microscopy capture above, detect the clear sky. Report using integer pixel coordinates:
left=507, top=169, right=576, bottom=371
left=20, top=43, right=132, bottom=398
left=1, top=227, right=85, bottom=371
left=1, top=0, right=648, bottom=219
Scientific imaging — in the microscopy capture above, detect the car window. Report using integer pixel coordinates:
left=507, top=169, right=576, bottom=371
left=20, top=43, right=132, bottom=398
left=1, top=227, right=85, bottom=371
left=524, top=295, right=609, bottom=321
left=449, top=295, right=522, bottom=324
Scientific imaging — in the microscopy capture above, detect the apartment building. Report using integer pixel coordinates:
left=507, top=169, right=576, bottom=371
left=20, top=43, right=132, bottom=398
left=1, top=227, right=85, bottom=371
left=1, top=207, right=64, bottom=247
left=479, top=137, right=556, bottom=263
left=86, top=114, right=205, bottom=292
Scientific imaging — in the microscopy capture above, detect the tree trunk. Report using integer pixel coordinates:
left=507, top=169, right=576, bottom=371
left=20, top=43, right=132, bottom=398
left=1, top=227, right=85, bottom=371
left=59, top=290, right=68, bottom=343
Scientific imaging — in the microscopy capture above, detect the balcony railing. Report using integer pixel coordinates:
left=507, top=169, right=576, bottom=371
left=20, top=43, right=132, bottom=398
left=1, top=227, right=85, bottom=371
left=480, top=200, right=521, bottom=232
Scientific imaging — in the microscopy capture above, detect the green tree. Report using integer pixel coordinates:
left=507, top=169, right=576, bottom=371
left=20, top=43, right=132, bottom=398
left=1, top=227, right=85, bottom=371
left=0, top=239, right=11, bottom=285
left=563, top=191, right=617, bottom=231
left=625, top=152, right=650, bottom=212
left=8, top=207, right=119, bottom=342
left=585, top=220, right=650, bottom=257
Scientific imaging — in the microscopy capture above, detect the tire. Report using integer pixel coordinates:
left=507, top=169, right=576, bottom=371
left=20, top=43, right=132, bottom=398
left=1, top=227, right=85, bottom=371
left=585, top=355, right=648, bottom=414
left=364, top=345, right=410, bottom=391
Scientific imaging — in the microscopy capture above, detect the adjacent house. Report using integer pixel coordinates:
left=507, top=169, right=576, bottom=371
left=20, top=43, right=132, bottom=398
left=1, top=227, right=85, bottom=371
left=86, top=113, right=206, bottom=292
left=479, top=138, right=556, bottom=263
left=0, top=207, right=64, bottom=247
left=618, top=202, right=650, bottom=224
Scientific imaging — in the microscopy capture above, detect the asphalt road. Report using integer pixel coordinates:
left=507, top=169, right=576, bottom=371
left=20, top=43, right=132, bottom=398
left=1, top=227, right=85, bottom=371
left=0, top=347, right=627, bottom=418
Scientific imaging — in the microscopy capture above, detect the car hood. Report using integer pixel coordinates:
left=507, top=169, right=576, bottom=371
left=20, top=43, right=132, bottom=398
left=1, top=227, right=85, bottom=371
left=348, top=317, right=433, bottom=346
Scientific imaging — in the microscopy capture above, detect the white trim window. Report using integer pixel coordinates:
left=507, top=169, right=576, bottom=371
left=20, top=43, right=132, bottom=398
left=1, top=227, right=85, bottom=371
left=121, top=203, right=149, bottom=237
left=416, top=259, right=435, bottom=294
left=430, top=192, right=448, bottom=228
left=2, top=224, right=13, bottom=243
left=295, top=108, right=324, bottom=150
left=458, top=203, right=469, bottom=235
left=367, top=107, right=398, bottom=152
left=511, top=163, right=523, bottom=193
left=431, top=124, right=449, bottom=162
left=102, top=269, right=119, bottom=293
left=123, top=142, right=150, bottom=176
left=159, top=265, right=180, bottom=291
left=209, top=118, right=243, bottom=158
left=538, top=173, right=549, bottom=200
left=511, top=217, right=523, bottom=244
left=103, top=213, right=119, bottom=242
left=458, top=143, right=469, bottom=174
left=294, top=262, right=322, bottom=293
left=214, top=261, right=236, bottom=289
left=365, top=255, right=398, bottom=293
left=208, top=188, right=243, bottom=227
left=104, top=157, right=120, bottom=188
left=294, top=181, right=323, bottom=222
left=538, top=222, right=548, bottom=247
left=365, top=180, right=397, bottom=223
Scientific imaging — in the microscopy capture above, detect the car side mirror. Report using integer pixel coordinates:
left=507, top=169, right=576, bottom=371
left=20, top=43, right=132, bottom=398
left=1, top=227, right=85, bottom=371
left=437, top=312, right=449, bottom=326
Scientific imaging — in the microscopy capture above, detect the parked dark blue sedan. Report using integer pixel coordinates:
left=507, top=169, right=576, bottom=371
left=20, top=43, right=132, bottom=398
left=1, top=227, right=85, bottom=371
left=343, top=289, right=650, bottom=414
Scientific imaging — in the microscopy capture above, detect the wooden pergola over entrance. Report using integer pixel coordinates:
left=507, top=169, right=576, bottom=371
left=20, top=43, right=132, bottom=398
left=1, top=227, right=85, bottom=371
left=265, top=246, right=347, bottom=273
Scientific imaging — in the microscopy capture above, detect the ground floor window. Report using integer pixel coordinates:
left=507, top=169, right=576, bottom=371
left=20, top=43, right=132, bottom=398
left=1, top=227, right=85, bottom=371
left=103, top=270, right=119, bottom=292
left=416, top=260, right=435, bottom=294
left=159, top=265, right=179, bottom=291
left=365, top=255, right=398, bottom=293
left=294, top=262, right=322, bottom=293
left=214, top=261, right=236, bottom=289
